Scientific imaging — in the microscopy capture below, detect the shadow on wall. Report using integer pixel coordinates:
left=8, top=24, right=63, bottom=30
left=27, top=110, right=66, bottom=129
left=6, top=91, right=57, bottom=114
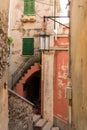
left=24, top=71, right=41, bottom=114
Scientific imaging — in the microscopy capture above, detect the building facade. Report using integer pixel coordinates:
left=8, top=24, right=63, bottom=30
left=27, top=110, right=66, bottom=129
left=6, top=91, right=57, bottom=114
left=8, top=0, right=55, bottom=88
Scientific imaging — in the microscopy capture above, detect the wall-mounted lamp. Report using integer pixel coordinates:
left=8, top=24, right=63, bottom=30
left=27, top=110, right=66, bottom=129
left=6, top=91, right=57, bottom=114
left=39, top=32, right=50, bottom=51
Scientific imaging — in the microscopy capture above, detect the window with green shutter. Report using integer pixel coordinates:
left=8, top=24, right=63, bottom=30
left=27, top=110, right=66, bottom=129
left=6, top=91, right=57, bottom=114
left=22, top=38, right=34, bottom=55
left=24, top=0, right=35, bottom=15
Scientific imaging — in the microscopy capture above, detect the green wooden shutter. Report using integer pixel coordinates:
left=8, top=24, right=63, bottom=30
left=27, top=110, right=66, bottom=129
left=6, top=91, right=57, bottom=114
left=24, top=0, right=35, bottom=15
left=22, top=38, right=34, bottom=55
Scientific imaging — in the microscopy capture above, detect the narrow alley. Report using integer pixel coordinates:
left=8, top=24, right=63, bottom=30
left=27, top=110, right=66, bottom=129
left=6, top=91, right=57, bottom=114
left=0, top=0, right=87, bottom=130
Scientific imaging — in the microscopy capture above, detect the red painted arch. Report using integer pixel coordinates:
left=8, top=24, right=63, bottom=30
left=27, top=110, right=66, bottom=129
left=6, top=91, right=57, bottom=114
left=14, top=63, right=41, bottom=97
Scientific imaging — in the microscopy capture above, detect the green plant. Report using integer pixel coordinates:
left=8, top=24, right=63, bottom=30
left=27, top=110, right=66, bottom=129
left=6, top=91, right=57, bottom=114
left=8, top=36, right=13, bottom=45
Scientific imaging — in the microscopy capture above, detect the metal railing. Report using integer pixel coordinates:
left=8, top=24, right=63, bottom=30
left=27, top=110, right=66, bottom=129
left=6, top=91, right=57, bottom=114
left=11, top=55, right=40, bottom=89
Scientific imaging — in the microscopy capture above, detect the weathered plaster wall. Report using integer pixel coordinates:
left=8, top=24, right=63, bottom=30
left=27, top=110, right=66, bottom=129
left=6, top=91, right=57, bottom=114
left=0, top=0, right=9, bottom=130
left=8, top=0, right=54, bottom=81
left=40, top=0, right=69, bottom=124
left=8, top=89, right=33, bottom=130
left=71, top=0, right=87, bottom=130
left=42, top=51, right=54, bottom=123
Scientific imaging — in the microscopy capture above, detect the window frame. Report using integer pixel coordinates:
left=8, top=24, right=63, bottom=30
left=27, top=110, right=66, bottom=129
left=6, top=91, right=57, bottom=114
left=24, top=0, right=35, bottom=15
left=22, top=38, right=34, bottom=55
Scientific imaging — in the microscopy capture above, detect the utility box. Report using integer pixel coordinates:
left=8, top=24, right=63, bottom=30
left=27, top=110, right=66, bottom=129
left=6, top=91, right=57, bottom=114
left=66, top=87, right=72, bottom=100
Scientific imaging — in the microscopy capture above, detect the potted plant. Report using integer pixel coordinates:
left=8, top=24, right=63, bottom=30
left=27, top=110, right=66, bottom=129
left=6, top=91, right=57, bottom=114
left=7, top=36, right=13, bottom=55
left=8, top=36, right=13, bottom=45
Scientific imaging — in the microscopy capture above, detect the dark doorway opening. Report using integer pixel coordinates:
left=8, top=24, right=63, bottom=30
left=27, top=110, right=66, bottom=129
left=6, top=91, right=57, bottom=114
left=24, top=70, right=41, bottom=114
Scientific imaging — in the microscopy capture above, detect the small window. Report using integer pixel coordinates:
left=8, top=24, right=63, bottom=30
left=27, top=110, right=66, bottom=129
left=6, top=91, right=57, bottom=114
left=22, top=38, right=34, bottom=55
left=24, top=0, right=35, bottom=15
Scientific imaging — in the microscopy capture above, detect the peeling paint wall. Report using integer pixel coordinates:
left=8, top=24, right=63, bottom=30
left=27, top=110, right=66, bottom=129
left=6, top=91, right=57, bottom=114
left=41, top=0, right=69, bottom=124
left=8, top=0, right=55, bottom=85
left=71, top=0, right=87, bottom=130
left=0, top=0, right=9, bottom=130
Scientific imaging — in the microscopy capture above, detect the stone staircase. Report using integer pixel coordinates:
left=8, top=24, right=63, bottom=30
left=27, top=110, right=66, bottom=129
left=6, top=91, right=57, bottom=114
left=13, top=63, right=40, bottom=97
left=33, top=114, right=59, bottom=130
left=11, top=55, right=40, bottom=89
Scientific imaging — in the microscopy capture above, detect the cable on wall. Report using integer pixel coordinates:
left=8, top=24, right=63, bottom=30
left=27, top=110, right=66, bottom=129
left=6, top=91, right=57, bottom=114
left=35, top=0, right=59, bottom=6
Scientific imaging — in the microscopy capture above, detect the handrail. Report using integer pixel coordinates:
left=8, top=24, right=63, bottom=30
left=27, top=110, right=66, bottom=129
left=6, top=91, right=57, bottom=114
left=11, top=55, right=40, bottom=89
left=8, top=88, right=34, bottom=106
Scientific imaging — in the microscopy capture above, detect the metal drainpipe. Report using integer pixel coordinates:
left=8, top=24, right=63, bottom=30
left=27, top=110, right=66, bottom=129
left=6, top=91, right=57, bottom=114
left=68, top=0, right=72, bottom=126
left=54, top=0, right=57, bottom=41
left=54, top=0, right=56, bottom=30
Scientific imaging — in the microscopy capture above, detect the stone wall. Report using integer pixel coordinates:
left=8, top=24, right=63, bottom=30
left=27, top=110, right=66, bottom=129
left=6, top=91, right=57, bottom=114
left=0, top=11, right=8, bottom=79
left=8, top=89, right=34, bottom=130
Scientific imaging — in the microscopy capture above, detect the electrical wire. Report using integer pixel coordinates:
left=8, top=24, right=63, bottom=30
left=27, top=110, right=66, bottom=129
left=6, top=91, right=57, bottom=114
left=35, top=0, right=53, bottom=6
left=36, top=13, right=43, bottom=18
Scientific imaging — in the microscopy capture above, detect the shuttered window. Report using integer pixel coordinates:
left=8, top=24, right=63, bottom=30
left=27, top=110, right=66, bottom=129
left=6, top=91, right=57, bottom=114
left=24, top=0, right=35, bottom=15
left=22, top=38, right=34, bottom=55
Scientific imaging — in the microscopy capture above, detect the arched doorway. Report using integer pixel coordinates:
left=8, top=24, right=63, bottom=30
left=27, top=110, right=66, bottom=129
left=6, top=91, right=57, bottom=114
left=24, top=70, right=41, bottom=114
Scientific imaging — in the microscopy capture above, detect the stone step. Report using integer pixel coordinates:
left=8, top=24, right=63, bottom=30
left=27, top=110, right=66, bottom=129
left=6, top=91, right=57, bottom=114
left=33, top=114, right=41, bottom=124
left=42, top=122, right=53, bottom=130
left=51, top=127, right=60, bottom=130
left=34, top=118, right=47, bottom=130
